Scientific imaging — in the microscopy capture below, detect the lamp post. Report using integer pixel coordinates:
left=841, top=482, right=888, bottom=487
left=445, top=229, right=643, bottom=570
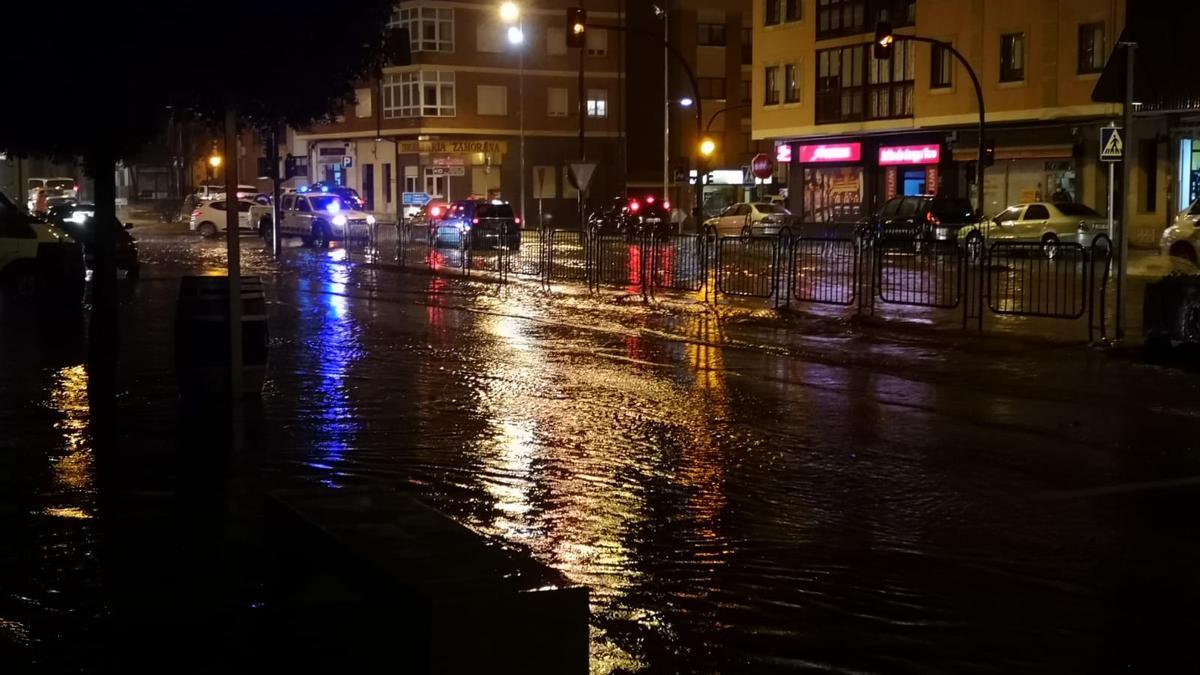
left=500, top=2, right=526, bottom=223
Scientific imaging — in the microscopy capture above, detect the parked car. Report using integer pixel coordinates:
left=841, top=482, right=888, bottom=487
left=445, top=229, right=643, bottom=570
left=189, top=199, right=257, bottom=238
left=983, top=201, right=1109, bottom=247
left=0, top=190, right=85, bottom=302
left=860, top=195, right=979, bottom=242
left=704, top=202, right=792, bottom=236
left=254, top=192, right=374, bottom=248
left=1161, top=196, right=1200, bottom=263
left=407, top=201, right=448, bottom=234
left=434, top=199, right=521, bottom=249
left=589, top=196, right=674, bottom=236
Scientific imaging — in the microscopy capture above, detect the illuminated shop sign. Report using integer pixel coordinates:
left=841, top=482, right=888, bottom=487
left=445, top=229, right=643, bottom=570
left=796, top=143, right=862, bottom=163
left=878, top=144, right=941, bottom=166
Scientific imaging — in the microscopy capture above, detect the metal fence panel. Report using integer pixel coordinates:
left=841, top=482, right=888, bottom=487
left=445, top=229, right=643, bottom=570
left=651, top=234, right=707, bottom=292
left=987, top=242, right=1089, bottom=319
left=548, top=229, right=588, bottom=283
left=506, top=229, right=546, bottom=278
left=717, top=236, right=779, bottom=298
left=594, top=233, right=644, bottom=288
left=875, top=239, right=962, bottom=309
left=789, top=237, right=858, bottom=306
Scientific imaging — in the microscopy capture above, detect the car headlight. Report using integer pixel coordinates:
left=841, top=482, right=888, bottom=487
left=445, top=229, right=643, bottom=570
left=366, top=214, right=376, bottom=225
left=332, top=214, right=348, bottom=227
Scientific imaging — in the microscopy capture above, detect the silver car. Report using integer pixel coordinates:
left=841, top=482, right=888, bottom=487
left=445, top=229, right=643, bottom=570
left=1161, top=197, right=1200, bottom=263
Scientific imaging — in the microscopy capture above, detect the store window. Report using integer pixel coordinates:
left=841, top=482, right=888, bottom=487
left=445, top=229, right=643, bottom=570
left=931, top=42, right=952, bottom=89
left=802, top=166, right=864, bottom=223
left=389, top=5, right=454, bottom=52
left=1078, top=22, right=1106, bottom=74
left=1000, top=32, right=1025, bottom=82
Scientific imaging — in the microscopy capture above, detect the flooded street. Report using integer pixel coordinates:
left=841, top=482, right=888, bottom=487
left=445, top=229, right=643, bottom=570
left=5, top=222, right=1200, bottom=672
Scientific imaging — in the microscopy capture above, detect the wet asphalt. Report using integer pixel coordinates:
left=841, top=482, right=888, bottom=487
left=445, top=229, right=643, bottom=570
left=3, top=221, right=1200, bottom=673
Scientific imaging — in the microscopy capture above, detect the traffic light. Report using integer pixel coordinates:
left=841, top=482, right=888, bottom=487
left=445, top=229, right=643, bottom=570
left=982, top=139, right=996, bottom=167
left=873, top=22, right=894, bottom=60
left=566, top=8, right=586, bottom=48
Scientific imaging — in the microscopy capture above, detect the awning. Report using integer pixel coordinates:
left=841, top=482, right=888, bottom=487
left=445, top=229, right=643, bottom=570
left=952, top=145, right=1074, bottom=162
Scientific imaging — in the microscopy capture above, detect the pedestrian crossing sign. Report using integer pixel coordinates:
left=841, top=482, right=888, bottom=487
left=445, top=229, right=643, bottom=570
left=1100, top=126, right=1123, bottom=162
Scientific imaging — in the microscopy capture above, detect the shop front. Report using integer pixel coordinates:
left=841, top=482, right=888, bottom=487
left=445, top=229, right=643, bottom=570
left=788, top=141, right=866, bottom=224
left=877, top=143, right=943, bottom=200
left=1176, top=133, right=1200, bottom=211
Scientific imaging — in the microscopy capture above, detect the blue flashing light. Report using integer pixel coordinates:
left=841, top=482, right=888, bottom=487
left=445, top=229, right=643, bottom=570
left=298, top=185, right=309, bottom=193
left=320, top=185, right=329, bottom=193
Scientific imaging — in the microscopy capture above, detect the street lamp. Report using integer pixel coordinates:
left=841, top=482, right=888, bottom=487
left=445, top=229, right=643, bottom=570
left=678, top=97, right=694, bottom=108
left=500, top=2, right=526, bottom=225
left=207, top=153, right=222, bottom=182
left=698, top=137, right=716, bottom=158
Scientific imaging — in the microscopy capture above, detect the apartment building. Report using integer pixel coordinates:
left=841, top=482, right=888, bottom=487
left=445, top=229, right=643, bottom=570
left=625, top=0, right=760, bottom=215
left=751, top=0, right=1171, bottom=244
left=291, top=0, right=626, bottom=225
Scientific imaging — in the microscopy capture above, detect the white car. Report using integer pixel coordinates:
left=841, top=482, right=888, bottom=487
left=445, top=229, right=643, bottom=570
left=704, top=202, right=793, bottom=236
left=983, top=201, right=1110, bottom=247
left=1161, top=197, right=1200, bottom=263
left=189, top=199, right=257, bottom=238
left=27, top=176, right=78, bottom=211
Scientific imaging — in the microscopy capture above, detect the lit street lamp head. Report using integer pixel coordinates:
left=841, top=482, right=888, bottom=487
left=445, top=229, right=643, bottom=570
left=208, top=155, right=222, bottom=168
left=679, top=97, right=694, bottom=108
left=507, top=25, right=524, bottom=45
left=699, top=137, right=716, bottom=158
left=499, top=1, right=520, bottom=23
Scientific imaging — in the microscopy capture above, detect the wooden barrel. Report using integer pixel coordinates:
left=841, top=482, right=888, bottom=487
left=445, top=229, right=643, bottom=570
left=175, top=276, right=269, bottom=397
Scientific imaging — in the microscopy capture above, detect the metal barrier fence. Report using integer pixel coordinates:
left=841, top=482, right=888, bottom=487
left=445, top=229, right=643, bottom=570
left=874, top=238, right=964, bottom=309
left=716, top=235, right=782, bottom=298
left=359, top=221, right=1115, bottom=342
left=786, top=237, right=858, bottom=306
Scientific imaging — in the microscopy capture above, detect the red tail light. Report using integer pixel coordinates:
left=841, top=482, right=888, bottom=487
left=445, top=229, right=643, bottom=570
left=472, top=217, right=480, bottom=224
left=430, top=206, right=443, bottom=218
left=628, top=199, right=641, bottom=213
left=514, top=217, right=521, bottom=224
left=191, top=210, right=202, bottom=218
left=646, top=195, right=655, bottom=204
left=925, top=211, right=940, bottom=226
left=663, top=201, right=670, bottom=210
left=73, top=183, right=80, bottom=193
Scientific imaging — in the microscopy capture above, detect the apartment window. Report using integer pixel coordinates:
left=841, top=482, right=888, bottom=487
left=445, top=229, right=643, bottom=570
left=586, top=28, right=607, bottom=56
left=741, top=27, right=753, bottom=64
left=817, top=0, right=913, bottom=39
left=1078, top=22, right=1106, bottom=74
left=740, top=78, right=751, bottom=104
left=697, top=23, right=727, bottom=46
left=764, top=65, right=780, bottom=105
left=930, top=42, right=952, bottom=89
left=389, top=5, right=454, bottom=52
left=547, top=27, right=566, bottom=56
left=1000, top=32, right=1025, bottom=82
left=382, top=70, right=456, bottom=118
left=586, top=88, right=608, bottom=117
left=698, top=77, right=727, bottom=100
left=476, top=24, right=504, bottom=53
left=477, top=85, right=507, bottom=116
left=784, top=63, right=800, bottom=103
left=816, top=42, right=913, bottom=123
left=785, top=0, right=801, bottom=22
left=765, top=0, right=781, bottom=26
left=547, top=87, right=569, bottom=116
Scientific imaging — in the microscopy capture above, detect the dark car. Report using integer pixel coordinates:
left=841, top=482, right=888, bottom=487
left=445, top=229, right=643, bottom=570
left=47, top=205, right=139, bottom=278
left=861, top=195, right=979, bottom=242
left=307, top=183, right=367, bottom=211
left=589, top=196, right=674, bottom=236
left=434, top=199, right=521, bottom=249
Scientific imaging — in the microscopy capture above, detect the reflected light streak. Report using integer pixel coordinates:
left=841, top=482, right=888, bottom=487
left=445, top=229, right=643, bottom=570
left=44, top=365, right=94, bottom=518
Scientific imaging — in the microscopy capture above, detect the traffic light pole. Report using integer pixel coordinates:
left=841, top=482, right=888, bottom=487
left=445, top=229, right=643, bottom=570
left=892, top=35, right=986, bottom=217
left=584, top=21, right=704, bottom=226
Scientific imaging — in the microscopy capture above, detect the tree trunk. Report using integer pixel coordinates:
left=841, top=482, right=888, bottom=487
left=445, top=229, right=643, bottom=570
left=88, top=150, right=119, bottom=399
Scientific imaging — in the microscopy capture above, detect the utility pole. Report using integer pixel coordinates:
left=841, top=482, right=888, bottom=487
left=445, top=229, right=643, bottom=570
left=224, top=107, right=243, bottom=398
left=1117, top=41, right=1136, bottom=341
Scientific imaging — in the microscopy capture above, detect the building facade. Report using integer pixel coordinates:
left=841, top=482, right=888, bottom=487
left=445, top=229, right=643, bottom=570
left=625, top=0, right=762, bottom=216
left=292, top=0, right=626, bottom=226
left=751, top=0, right=1172, bottom=245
